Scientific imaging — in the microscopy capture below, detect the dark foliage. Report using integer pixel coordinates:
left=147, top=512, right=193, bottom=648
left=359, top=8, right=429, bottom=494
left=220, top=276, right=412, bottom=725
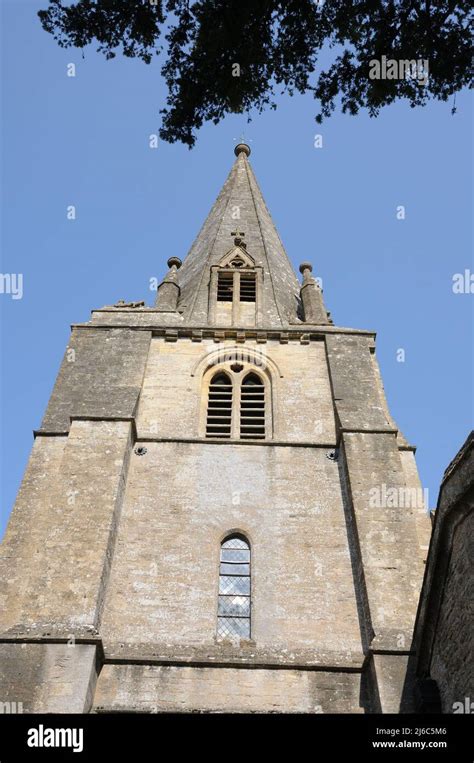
left=38, top=0, right=473, bottom=146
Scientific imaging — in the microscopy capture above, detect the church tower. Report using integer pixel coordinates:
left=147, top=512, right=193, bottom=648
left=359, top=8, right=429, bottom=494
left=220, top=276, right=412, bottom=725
left=0, top=144, right=430, bottom=713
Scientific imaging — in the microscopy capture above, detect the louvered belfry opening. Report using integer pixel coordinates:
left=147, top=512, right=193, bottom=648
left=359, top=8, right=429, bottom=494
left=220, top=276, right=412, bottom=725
left=240, top=372, right=265, bottom=439
left=217, top=271, right=233, bottom=301
left=217, top=536, right=251, bottom=640
left=239, top=272, right=256, bottom=302
left=206, top=372, right=233, bottom=439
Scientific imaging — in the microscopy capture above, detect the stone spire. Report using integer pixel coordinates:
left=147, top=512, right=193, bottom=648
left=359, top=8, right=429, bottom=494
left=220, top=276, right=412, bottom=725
left=174, top=143, right=303, bottom=327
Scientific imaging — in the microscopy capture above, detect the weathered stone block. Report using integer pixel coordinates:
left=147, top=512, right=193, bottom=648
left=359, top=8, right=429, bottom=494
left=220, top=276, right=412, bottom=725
left=94, top=664, right=365, bottom=713
left=0, top=643, right=98, bottom=713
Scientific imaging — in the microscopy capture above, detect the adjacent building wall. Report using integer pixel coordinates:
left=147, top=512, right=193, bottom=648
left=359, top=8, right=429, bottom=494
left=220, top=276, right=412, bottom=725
left=413, top=432, right=474, bottom=713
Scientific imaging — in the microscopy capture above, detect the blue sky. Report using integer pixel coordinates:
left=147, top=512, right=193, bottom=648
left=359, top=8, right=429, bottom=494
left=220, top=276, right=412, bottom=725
left=1, top=0, right=472, bottom=537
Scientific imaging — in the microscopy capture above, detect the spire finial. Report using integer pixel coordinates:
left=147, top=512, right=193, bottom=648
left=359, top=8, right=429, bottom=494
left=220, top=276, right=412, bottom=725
left=234, top=142, right=251, bottom=157
left=167, top=256, right=182, bottom=270
left=299, top=262, right=314, bottom=284
left=234, top=133, right=251, bottom=157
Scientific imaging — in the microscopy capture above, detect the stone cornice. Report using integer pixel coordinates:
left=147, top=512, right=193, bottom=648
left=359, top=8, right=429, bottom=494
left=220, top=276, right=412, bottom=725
left=137, top=436, right=338, bottom=448
left=0, top=635, right=365, bottom=671
left=71, top=321, right=377, bottom=341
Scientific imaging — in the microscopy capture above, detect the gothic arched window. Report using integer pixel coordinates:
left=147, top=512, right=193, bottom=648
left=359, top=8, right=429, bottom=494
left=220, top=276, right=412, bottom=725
left=204, top=367, right=268, bottom=440
left=217, top=535, right=251, bottom=640
left=240, top=372, right=265, bottom=440
left=206, top=372, right=233, bottom=439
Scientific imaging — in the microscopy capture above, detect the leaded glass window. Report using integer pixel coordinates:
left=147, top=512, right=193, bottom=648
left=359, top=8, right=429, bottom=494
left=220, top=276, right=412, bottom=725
left=217, top=536, right=251, bottom=640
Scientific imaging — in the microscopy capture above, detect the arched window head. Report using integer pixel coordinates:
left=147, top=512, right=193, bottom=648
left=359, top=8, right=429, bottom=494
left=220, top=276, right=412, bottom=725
left=206, top=372, right=232, bottom=439
left=217, top=535, right=251, bottom=640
